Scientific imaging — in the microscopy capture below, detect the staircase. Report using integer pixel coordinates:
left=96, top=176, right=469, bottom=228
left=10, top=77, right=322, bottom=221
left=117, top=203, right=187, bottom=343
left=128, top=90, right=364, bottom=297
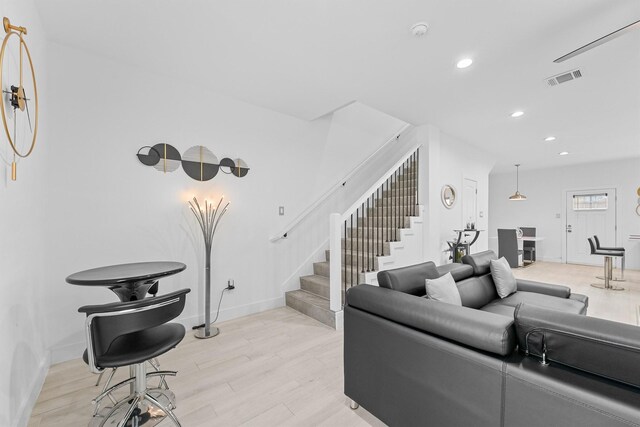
left=285, top=154, right=420, bottom=328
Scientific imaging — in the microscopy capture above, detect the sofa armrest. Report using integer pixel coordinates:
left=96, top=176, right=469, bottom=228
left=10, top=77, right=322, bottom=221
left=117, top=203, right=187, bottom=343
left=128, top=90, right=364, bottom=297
left=516, top=279, right=570, bottom=298
left=515, top=304, right=640, bottom=388
left=346, top=284, right=516, bottom=356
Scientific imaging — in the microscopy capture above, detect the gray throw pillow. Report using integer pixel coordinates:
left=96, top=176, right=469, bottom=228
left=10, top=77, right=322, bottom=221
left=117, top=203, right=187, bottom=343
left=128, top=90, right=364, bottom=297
left=490, top=257, right=517, bottom=298
left=425, top=272, right=462, bottom=306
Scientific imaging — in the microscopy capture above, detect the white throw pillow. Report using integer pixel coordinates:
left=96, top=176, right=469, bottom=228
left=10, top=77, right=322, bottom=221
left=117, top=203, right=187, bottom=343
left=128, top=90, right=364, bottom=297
left=425, top=272, right=462, bottom=306
left=490, top=257, right=517, bottom=298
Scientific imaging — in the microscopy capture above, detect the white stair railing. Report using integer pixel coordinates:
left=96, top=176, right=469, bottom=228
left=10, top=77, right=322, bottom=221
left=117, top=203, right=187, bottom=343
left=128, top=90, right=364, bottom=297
left=329, top=144, right=422, bottom=312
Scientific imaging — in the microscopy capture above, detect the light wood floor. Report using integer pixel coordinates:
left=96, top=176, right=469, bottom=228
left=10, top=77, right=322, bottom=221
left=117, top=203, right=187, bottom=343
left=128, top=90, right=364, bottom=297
left=30, top=262, right=640, bottom=426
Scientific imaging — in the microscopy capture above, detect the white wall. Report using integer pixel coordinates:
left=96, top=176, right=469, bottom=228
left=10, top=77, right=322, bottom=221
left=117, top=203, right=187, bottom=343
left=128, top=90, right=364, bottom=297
left=489, top=157, right=640, bottom=269
left=412, top=125, right=495, bottom=264
left=41, top=42, right=408, bottom=369
left=0, top=2, right=50, bottom=426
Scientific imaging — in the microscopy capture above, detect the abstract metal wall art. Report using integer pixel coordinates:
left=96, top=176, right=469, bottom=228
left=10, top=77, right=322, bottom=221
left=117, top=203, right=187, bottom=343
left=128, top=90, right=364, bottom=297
left=136, top=143, right=249, bottom=181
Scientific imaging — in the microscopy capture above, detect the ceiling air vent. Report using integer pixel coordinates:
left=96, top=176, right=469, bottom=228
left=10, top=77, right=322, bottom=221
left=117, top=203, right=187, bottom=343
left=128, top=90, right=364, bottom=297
left=546, top=69, right=583, bottom=87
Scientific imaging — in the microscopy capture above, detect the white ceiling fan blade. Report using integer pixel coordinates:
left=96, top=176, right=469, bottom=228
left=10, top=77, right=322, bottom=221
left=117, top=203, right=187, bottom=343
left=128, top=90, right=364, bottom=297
left=554, top=19, right=640, bottom=63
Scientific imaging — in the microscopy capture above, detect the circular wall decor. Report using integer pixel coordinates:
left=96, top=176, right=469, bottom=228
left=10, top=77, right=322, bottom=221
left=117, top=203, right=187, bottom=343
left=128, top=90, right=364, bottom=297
left=151, top=143, right=181, bottom=173
left=136, top=144, right=250, bottom=181
left=182, top=145, right=219, bottom=181
left=230, top=158, right=249, bottom=178
left=441, top=185, right=456, bottom=209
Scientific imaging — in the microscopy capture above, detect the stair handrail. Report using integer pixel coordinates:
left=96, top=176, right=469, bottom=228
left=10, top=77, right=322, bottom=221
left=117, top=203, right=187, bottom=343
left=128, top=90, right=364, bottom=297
left=269, top=123, right=411, bottom=242
left=329, top=143, right=422, bottom=312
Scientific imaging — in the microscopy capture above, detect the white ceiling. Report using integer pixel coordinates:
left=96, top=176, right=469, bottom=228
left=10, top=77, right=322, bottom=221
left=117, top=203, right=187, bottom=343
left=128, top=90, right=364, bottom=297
left=35, top=0, right=640, bottom=172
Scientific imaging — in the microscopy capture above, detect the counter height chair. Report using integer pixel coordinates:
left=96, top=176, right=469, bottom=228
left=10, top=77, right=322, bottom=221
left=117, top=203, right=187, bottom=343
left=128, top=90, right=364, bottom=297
left=520, top=227, right=536, bottom=264
left=594, top=235, right=625, bottom=281
left=588, top=238, right=624, bottom=291
left=498, top=229, right=523, bottom=268
left=79, top=288, right=190, bottom=427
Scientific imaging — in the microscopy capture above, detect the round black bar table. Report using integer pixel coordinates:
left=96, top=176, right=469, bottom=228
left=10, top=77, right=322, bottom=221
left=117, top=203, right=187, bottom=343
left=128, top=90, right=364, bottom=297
left=66, top=261, right=187, bottom=301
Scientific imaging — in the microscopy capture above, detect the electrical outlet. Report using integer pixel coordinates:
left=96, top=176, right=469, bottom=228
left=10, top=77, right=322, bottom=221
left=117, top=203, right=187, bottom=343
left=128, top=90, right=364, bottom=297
left=279, top=206, right=285, bottom=216
left=227, top=279, right=235, bottom=290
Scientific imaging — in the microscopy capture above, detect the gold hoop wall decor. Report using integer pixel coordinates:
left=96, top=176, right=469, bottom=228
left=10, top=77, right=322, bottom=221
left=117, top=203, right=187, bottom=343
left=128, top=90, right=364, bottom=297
left=0, top=17, right=39, bottom=181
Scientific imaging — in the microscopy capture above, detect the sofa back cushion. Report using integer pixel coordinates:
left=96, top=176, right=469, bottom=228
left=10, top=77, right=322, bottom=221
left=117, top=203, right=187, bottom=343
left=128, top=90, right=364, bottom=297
left=435, top=263, right=474, bottom=282
left=515, top=303, right=640, bottom=388
left=377, top=261, right=440, bottom=296
left=461, top=250, right=497, bottom=276
left=346, top=284, right=516, bottom=356
left=457, top=274, right=500, bottom=309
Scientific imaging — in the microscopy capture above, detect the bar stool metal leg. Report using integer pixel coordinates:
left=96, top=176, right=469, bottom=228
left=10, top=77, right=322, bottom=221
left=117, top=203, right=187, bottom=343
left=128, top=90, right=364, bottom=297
left=596, top=255, right=626, bottom=282
left=592, top=256, right=624, bottom=291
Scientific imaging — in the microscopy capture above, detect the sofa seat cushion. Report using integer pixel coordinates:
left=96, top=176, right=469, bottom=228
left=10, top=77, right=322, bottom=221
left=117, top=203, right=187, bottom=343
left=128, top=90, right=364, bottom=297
left=481, top=291, right=587, bottom=316
left=480, top=303, right=518, bottom=318
left=435, top=263, right=474, bottom=282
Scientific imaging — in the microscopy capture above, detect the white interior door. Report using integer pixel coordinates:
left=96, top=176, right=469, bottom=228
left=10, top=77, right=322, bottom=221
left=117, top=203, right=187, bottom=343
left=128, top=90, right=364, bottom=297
left=463, top=178, right=477, bottom=229
left=566, top=188, right=616, bottom=265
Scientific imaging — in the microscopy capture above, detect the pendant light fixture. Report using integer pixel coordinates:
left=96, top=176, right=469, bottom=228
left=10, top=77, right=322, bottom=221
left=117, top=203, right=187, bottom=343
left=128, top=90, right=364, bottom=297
left=509, top=164, right=527, bottom=201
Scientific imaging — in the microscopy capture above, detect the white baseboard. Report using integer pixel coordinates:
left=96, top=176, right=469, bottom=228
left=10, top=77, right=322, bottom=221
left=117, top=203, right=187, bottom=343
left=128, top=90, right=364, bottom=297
left=177, top=295, right=284, bottom=329
left=539, top=257, right=563, bottom=263
left=16, top=350, right=50, bottom=427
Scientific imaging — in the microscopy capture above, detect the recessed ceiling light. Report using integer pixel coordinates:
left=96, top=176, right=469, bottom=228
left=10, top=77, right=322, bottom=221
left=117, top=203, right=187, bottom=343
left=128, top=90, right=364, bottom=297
left=411, top=23, right=429, bottom=37
left=559, top=151, right=569, bottom=156
left=544, top=136, right=556, bottom=142
left=510, top=111, right=524, bottom=118
left=456, top=58, right=473, bottom=69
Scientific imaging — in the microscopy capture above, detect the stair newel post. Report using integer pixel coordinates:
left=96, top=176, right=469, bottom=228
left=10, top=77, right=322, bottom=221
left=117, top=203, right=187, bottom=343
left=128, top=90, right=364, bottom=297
left=416, top=148, right=420, bottom=215
left=356, top=206, right=360, bottom=281
left=350, top=213, right=354, bottom=287
left=366, top=196, right=370, bottom=272
left=412, top=152, right=416, bottom=216
left=360, top=202, right=365, bottom=276
left=376, top=187, right=381, bottom=256
left=391, top=174, right=394, bottom=240
left=343, top=219, right=347, bottom=294
left=329, top=213, right=342, bottom=311
left=400, top=163, right=407, bottom=228
left=395, top=169, right=399, bottom=241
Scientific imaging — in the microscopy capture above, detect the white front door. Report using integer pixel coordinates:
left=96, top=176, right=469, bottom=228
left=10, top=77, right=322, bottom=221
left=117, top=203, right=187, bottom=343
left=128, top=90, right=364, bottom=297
left=565, top=188, right=617, bottom=265
left=463, top=178, right=477, bottom=229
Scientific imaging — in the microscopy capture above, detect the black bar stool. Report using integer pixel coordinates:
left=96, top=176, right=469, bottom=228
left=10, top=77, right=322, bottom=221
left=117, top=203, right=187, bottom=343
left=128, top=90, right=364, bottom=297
left=588, top=238, right=624, bottom=291
left=79, top=288, right=190, bottom=427
left=594, top=235, right=625, bottom=281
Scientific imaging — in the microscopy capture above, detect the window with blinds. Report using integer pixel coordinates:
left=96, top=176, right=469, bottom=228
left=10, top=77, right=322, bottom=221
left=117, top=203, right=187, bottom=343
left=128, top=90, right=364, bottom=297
left=572, top=193, right=608, bottom=210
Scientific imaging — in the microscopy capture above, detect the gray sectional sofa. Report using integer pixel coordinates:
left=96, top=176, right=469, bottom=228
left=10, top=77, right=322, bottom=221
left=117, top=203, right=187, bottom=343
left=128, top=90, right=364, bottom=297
left=344, top=250, right=640, bottom=426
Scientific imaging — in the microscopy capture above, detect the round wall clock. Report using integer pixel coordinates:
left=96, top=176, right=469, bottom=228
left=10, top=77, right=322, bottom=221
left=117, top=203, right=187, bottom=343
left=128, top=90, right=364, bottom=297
left=0, top=17, right=38, bottom=181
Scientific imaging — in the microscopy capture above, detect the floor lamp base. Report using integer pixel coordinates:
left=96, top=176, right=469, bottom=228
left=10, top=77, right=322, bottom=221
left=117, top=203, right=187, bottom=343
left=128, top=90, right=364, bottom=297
left=194, top=325, right=220, bottom=339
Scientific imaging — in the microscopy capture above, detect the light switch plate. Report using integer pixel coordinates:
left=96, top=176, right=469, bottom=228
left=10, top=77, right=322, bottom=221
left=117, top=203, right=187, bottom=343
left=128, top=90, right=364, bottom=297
left=479, top=211, right=484, bottom=218
left=279, top=206, right=285, bottom=216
